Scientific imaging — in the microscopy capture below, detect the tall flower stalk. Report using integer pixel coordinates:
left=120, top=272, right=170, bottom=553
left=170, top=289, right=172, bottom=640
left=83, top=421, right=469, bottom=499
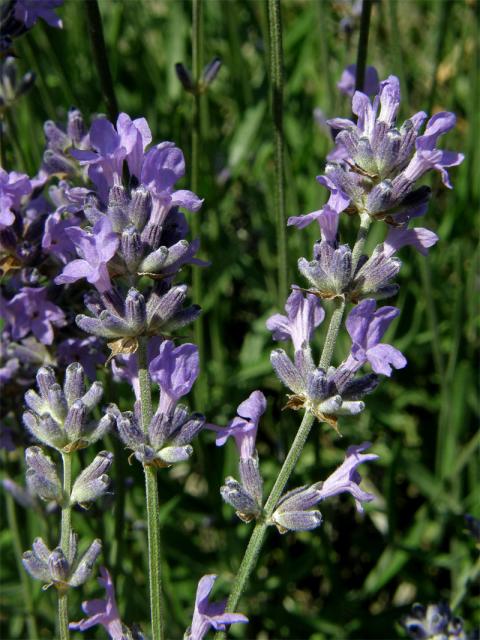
left=84, top=0, right=119, bottom=122
left=138, top=338, right=165, bottom=640
left=214, top=65, right=463, bottom=633
left=267, top=0, right=288, bottom=308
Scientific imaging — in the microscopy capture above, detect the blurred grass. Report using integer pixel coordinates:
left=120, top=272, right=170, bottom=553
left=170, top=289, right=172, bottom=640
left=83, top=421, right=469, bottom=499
left=1, top=0, right=479, bottom=639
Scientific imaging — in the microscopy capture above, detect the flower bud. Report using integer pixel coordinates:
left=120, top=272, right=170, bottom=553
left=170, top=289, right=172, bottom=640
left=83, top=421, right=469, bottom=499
left=63, top=362, right=86, bottom=406
left=69, top=539, right=102, bottom=587
left=121, top=226, right=144, bottom=273
left=25, top=446, right=62, bottom=503
left=70, top=451, right=113, bottom=506
left=129, top=186, right=152, bottom=231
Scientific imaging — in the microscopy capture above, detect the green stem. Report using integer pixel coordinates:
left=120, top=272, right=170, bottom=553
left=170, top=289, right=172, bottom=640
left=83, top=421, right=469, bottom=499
left=351, top=212, right=371, bottom=272
left=5, top=493, right=38, bottom=639
left=58, top=452, right=72, bottom=640
left=138, top=338, right=165, bottom=640
left=354, top=0, right=373, bottom=93
left=267, top=0, right=288, bottom=308
left=85, top=0, right=119, bottom=122
left=191, top=0, right=207, bottom=409
left=319, top=299, right=346, bottom=370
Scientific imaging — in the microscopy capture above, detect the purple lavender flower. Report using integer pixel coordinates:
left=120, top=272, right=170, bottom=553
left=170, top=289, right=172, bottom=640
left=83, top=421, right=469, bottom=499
left=266, top=290, right=325, bottom=352
left=289, top=75, right=463, bottom=233
left=70, top=567, right=124, bottom=640
left=211, top=390, right=266, bottom=459
left=3, top=287, right=66, bottom=345
left=337, top=64, right=379, bottom=98
left=272, top=442, right=378, bottom=532
left=71, top=113, right=151, bottom=203
left=288, top=175, right=349, bottom=232
left=0, top=169, right=32, bottom=228
left=383, top=226, right=438, bottom=257
left=315, top=442, right=378, bottom=511
left=185, top=574, right=248, bottom=640
left=141, top=141, right=203, bottom=227
left=14, top=0, right=63, bottom=28
left=149, top=340, right=199, bottom=416
left=345, top=299, right=406, bottom=376
left=55, top=216, right=119, bottom=293
left=42, top=210, right=81, bottom=263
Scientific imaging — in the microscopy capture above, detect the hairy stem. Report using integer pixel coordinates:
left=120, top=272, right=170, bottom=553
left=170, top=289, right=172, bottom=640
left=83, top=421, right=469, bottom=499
left=319, top=299, right=346, bottom=370
left=351, top=212, right=372, bottom=272
left=267, top=0, right=288, bottom=308
left=355, top=0, right=373, bottom=93
left=191, top=0, right=207, bottom=408
left=5, top=492, right=38, bottom=639
left=58, top=452, right=73, bottom=640
left=85, top=0, right=119, bottom=122
left=138, top=337, right=165, bottom=640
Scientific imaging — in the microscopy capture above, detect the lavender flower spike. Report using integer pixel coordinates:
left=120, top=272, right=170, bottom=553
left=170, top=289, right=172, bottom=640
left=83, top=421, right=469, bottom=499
left=266, top=289, right=325, bottom=353
left=345, top=299, right=406, bottom=376
left=70, top=567, right=125, bottom=640
left=55, top=216, right=119, bottom=293
left=185, top=574, right=248, bottom=640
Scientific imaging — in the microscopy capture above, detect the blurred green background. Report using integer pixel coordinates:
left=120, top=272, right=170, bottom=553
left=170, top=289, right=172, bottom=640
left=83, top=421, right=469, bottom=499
left=1, top=0, right=479, bottom=638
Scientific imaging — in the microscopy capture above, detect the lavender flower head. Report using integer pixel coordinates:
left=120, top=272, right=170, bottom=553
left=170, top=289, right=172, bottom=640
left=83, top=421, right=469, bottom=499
left=117, top=340, right=205, bottom=466
left=70, top=567, right=125, bottom=640
left=288, top=74, right=464, bottom=240
left=212, top=391, right=266, bottom=522
left=184, top=574, right=248, bottom=640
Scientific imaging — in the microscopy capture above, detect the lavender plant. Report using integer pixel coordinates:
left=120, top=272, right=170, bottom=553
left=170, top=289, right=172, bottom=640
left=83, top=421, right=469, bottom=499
left=208, top=71, right=463, bottom=633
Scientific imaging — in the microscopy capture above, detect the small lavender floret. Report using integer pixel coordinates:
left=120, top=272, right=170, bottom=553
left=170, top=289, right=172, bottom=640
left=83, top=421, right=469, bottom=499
left=266, top=289, right=325, bottom=351
left=0, top=56, right=35, bottom=109
left=345, top=298, right=406, bottom=376
left=23, top=364, right=114, bottom=452
left=212, top=391, right=266, bottom=521
left=70, top=451, right=113, bottom=507
left=184, top=574, right=248, bottom=640
left=2, top=286, right=66, bottom=345
left=55, top=216, right=119, bottom=293
left=70, top=566, right=126, bottom=640
left=271, top=442, right=378, bottom=532
left=22, top=534, right=101, bottom=591
left=25, top=446, right=62, bottom=503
